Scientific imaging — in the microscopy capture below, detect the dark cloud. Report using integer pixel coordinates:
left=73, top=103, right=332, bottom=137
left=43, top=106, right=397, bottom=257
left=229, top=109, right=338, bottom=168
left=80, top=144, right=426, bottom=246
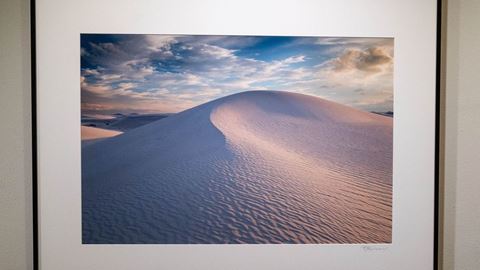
left=332, top=47, right=392, bottom=74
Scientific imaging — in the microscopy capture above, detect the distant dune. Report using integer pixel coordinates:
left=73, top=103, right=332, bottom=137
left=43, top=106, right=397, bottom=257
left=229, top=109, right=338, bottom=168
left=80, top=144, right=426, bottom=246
left=82, top=90, right=393, bottom=244
left=108, top=114, right=170, bottom=131
left=81, top=126, right=122, bottom=141
left=81, top=114, right=170, bottom=132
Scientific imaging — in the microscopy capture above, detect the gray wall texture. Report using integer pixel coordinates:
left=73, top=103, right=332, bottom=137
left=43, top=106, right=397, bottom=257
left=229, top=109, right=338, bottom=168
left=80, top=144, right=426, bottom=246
left=0, top=0, right=32, bottom=269
left=442, top=0, right=480, bottom=269
left=0, top=0, right=479, bottom=269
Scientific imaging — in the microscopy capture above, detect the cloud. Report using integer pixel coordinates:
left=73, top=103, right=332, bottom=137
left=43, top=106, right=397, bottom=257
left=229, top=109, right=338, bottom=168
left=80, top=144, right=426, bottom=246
left=200, top=44, right=237, bottom=59
left=282, top=55, right=306, bottom=64
left=144, top=35, right=177, bottom=52
left=331, top=47, right=392, bottom=74
left=315, top=37, right=388, bottom=46
left=274, top=45, right=393, bottom=112
left=81, top=35, right=394, bottom=114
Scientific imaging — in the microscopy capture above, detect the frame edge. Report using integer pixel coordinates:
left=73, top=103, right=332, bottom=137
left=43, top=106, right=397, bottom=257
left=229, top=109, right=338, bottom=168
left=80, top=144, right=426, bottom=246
left=31, top=0, right=38, bottom=269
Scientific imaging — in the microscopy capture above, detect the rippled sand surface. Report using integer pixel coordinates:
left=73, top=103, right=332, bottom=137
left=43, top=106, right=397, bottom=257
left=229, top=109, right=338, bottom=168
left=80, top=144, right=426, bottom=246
left=82, top=91, right=392, bottom=244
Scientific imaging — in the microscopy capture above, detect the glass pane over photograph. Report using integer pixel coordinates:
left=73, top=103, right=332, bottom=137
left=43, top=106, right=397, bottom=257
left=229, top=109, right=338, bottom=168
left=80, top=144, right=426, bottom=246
left=80, top=34, right=393, bottom=244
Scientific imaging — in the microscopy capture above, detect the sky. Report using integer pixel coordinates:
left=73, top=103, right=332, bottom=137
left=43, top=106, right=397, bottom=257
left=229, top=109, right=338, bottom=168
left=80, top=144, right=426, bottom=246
left=81, top=34, right=393, bottom=115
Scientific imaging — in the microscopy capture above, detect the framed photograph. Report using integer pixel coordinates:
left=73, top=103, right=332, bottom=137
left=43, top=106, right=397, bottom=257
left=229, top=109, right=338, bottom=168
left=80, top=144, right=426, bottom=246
left=32, top=0, right=441, bottom=269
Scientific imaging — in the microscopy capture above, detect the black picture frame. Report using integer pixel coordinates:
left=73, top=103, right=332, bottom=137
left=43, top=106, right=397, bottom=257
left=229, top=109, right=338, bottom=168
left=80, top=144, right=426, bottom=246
left=30, top=0, right=443, bottom=269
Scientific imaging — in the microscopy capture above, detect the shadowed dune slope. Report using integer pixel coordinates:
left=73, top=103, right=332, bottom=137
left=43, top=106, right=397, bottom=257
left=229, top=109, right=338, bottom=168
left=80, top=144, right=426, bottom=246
left=82, top=90, right=393, bottom=244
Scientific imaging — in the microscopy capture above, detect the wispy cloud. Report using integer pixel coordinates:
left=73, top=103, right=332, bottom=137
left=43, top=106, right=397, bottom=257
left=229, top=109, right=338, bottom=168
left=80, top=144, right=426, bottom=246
left=81, top=35, right=393, bottom=115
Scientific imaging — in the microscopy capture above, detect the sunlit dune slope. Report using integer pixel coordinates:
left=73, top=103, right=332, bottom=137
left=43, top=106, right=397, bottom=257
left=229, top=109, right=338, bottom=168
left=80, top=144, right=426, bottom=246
left=81, top=126, right=122, bottom=141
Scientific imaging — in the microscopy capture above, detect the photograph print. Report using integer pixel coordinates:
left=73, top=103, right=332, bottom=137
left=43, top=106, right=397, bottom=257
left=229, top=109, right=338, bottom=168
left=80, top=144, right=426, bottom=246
left=81, top=34, right=394, bottom=244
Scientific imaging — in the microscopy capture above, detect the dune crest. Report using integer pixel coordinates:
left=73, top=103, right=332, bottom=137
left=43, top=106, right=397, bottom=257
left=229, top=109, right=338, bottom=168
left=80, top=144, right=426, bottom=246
left=82, top=90, right=392, bottom=244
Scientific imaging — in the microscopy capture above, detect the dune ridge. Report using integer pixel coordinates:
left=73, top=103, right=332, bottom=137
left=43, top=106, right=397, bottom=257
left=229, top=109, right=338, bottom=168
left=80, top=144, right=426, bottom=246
left=82, top=90, right=392, bottom=244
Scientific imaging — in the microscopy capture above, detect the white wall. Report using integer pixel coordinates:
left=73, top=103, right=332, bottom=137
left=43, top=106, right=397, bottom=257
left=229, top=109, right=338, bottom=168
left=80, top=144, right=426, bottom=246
left=443, top=0, right=480, bottom=269
left=0, top=0, right=479, bottom=269
left=0, top=0, right=32, bottom=269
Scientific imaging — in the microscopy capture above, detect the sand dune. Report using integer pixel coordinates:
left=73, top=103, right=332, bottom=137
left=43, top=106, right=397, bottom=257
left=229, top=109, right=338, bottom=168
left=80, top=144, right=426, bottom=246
left=81, top=126, right=122, bottom=141
left=82, top=90, right=392, bottom=244
left=82, top=114, right=170, bottom=132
